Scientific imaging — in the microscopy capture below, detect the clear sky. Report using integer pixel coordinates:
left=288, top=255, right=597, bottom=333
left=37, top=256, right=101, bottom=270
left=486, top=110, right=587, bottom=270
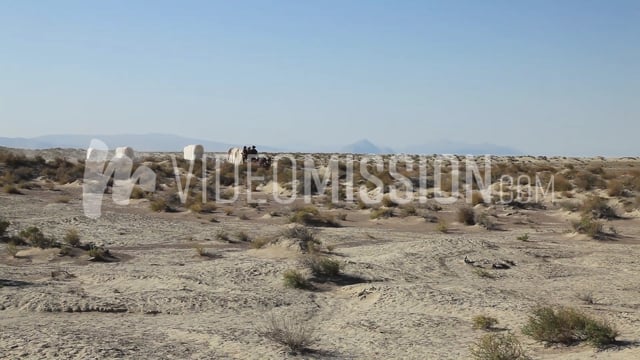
left=1, top=0, right=638, bottom=155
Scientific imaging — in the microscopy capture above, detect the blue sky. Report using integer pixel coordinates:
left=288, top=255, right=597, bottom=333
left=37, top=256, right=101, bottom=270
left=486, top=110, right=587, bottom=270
left=1, top=1, right=638, bottom=155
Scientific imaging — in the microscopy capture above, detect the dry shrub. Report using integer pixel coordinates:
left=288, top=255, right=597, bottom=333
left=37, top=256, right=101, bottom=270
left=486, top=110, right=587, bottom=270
left=470, top=333, right=530, bottom=360
left=606, top=180, right=624, bottom=197
left=19, top=226, right=55, bottom=249
left=304, top=255, right=341, bottom=277
left=458, top=206, right=476, bottom=225
left=553, top=174, right=573, bottom=192
left=437, top=219, right=448, bottom=233
left=3, top=184, right=23, bottom=195
left=0, top=219, right=9, bottom=238
left=282, top=269, right=311, bottom=290
left=63, top=228, right=81, bottom=247
left=472, top=315, right=499, bottom=330
left=572, top=215, right=604, bottom=239
left=581, top=196, right=618, bottom=219
left=259, top=312, right=316, bottom=353
left=250, top=237, right=272, bottom=249
left=522, top=306, right=618, bottom=348
left=289, top=206, right=339, bottom=227
left=370, top=207, right=393, bottom=219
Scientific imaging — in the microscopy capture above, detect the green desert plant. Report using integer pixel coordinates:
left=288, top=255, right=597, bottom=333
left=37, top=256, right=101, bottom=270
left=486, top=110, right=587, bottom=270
left=283, top=269, right=311, bottom=290
left=470, top=332, right=531, bottom=360
left=63, top=228, right=81, bottom=247
left=472, top=315, right=499, bottom=330
left=19, top=226, right=54, bottom=249
left=370, top=207, right=393, bottom=219
left=572, top=215, right=604, bottom=239
left=305, top=255, right=341, bottom=277
left=522, top=306, right=618, bottom=348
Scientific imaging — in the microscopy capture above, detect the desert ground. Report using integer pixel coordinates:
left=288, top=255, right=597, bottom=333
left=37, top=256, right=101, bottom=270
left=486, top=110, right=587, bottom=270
left=1, top=148, right=640, bottom=359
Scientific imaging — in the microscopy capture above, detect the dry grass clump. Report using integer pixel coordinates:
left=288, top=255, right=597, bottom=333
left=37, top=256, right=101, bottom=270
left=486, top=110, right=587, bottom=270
left=470, top=191, right=487, bottom=206
left=0, top=218, right=9, bottom=238
left=474, top=268, right=496, bottom=279
left=19, top=226, right=55, bottom=249
left=281, top=225, right=321, bottom=252
left=472, top=315, right=499, bottom=330
left=581, top=196, right=618, bottom=219
left=150, top=197, right=168, bottom=212
left=576, top=291, right=596, bottom=305
left=236, top=231, right=250, bottom=242
left=304, top=255, right=341, bottom=277
left=381, top=195, right=399, bottom=208
left=400, top=204, right=417, bottom=217
left=258, top=312, right=316, bottom=353
left=574, top=172, right=605, bottom=191
left=283, top=269, right=311, bottom=290
left=470, top=333, right=531, bottom=360
left=572, top=215, right=604, bottom=239
left=88, top=245, right=109, bottom=261
left=553, top=174, right=573, bottom=192
left=215, top=229, right=230, bottom=242
left=289, top=206, right=339, bottom=227
left=250, top=237, right=273, bottom=249
left=522, top=306, right=618, bottom=348
left=194, top=245, right=209, bottom=257
left=437, top=219, right=449, bottom=233
left=3, top=184, right=23, bottom=194
left=607, top=180, right=625, bottom=197
left=458, top=206, right=476, bottom=225
left=370, top=207, right=394, bottom=219
left=63, top=228, right=81, bottom=247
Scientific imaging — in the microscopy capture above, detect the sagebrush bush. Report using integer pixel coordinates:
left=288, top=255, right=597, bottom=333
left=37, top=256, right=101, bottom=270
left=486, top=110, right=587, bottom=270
left=370, top=207, right=393, bottom=219
left=150, top=198, right=168, bottom=212
left=581, top=196, right=618, bottom=219
left=472, top=315, right=499, bottom=330
left=458, top=206, right=476, bottom=225
left=437, top=219, right=448, bottom=233
left=572, top=215, right=604, bottom=239
left=63, top=228, right=81, bottom=247
left=0, top=219, right=9, bottom=238
left=470, top=333, right=530, bottom=360
left=305, top=255, right=341, bottom=277
left=289, top=206, right=339, bottom=227
left=19, top=226, right=55, bottom=249
left=283, top=269, right=311, bottom=289
left=259, top=312, right=315, bottom=353
left=522, top=306, right=618, bottom=348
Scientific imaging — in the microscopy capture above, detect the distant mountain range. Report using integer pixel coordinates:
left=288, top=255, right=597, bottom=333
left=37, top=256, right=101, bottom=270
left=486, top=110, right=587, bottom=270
left=0, top=134, right=523, bottom=155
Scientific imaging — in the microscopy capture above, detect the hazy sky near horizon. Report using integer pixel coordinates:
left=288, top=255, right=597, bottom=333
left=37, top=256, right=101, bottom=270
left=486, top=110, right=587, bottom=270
left=1, top=1, right=638, bottom=156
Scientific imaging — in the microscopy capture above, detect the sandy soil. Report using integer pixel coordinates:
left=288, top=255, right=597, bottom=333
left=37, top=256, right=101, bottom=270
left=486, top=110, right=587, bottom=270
left=1, top=151, right=640, bottom=359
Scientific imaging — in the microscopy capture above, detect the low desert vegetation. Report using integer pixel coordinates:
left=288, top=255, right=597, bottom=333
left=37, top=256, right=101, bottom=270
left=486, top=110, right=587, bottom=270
left=517, top=233, right=529, bottom=241
left=437, top=219, right=449, bottom=233
left=236, top=231, right=250, bottom=242
left=0, top=218, right=9, bottom=238
left=472, top=315, right=499, bottom=330
left=474, top=268, right=496, bottom=279
left=283, top=269, right=311, bottom=290
left=521, top=306, right=618, bottom=348
left=458, top=206, right=476, bottom=225
left=6, top=241, right=19, bottom=257
left=250, top=237, right=272, bottom=249
left=19, top=226, right=56, bottom=249
left=572, top=215, right=605, bottom=239
left=258, top=312, right=316, bottom=353
left=581, top=196, right=618, bottom=219
left=281, top=225, right=321, bottom=252
left=576, top=291, right=596, bottom=305
left=3, top=184, right=23, bottom=195
left=63, top=228, right=81, bottom=247
left=370, top=207, right=394, bottom=219
left=289, top=206, right=339, bottom=227
left=304, top=255, right=341, bottom=278
left=470, top=332, right=531, bottom=360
